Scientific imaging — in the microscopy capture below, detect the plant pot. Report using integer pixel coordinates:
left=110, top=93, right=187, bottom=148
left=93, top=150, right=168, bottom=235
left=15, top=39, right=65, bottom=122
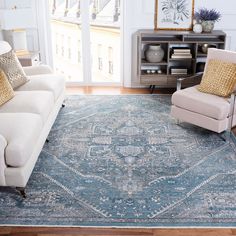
left=202, top=20, right=215, bottom=33
left=145, top=44, right=164, bottom=63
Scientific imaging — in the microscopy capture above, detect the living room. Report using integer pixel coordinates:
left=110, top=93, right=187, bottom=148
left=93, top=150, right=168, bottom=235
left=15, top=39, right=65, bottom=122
left=0, top=0, right=236, bottom=235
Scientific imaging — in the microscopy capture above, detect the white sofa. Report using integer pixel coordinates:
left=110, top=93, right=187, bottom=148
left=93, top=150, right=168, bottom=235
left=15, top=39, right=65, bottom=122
left=0, top=41, right=65, bottom=196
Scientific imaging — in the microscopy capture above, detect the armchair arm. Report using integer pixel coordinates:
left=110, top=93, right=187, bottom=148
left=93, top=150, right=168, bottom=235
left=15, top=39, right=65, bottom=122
left=0, top=134, right=7, bottom=186
left=23, top=65, right=53, bottom=76
left=177, top=72, right=204, bottom=91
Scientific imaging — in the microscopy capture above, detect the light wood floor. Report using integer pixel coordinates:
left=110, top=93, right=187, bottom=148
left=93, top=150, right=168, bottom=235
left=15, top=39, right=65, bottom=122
left=1, top=227, right=236, bottom=236
left=0, top=86, right=235, bottom=235
left=66, top=86, right=175, bottom=95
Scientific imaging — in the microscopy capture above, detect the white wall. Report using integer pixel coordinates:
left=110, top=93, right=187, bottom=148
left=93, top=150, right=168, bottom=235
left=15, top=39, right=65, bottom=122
left=0, top=0, right=39, bottom=52
left=123, top=0, right=236, bottom=87
left=0, top=0, right=52, bottom=65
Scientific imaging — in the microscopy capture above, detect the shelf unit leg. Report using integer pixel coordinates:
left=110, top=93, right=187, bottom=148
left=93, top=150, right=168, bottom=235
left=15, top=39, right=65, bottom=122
left=150, top=85, right=155, bottom=94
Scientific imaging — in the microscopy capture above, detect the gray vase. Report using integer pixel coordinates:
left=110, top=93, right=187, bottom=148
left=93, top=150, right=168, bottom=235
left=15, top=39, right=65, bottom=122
left=145, top=44, right=164, bottom=63
left=202, top=20, right=215, bottom=33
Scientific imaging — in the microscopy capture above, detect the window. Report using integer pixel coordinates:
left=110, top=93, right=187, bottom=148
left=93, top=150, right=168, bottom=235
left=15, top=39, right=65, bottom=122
left=68, top=37, right=71, bottom=60
left=78, top=40, right=81, bottom=63
left=61, top=35, right=64, bottom=57
left=108, top=47, right=113, bottom=74
left=55, top=33, right=59, bottom=55
left=98, top=44, right=103, bottom=70
left=50, top=0, right=121, bottom=83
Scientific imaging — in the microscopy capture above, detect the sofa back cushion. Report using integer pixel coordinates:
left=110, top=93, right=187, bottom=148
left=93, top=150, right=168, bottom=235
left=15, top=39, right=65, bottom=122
left=0, top=41, right=11, bottom=55
left=0, top=50, right=29, bottom=89
left=0, top=70, right=14, bottom=106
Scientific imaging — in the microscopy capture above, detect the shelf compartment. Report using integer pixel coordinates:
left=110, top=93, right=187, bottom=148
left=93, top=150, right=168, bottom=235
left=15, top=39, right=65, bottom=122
left=183, top=35, right=225, bottom=44
left=141, top=43, right=169, bottom=63
left=196, top=62, right=206, bottom=73
left=169, top=43, right=197, bottom=59
left=197, top=53, right=207, bottom=57
left=141, top=65, right=167, bottom=76
left=141, top=35, right=182, bottom=42
left=168, top=60, right=195, bottom=75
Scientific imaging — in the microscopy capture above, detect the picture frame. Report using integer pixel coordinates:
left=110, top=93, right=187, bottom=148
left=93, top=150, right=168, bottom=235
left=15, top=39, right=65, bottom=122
left=154, top=0, right=195, bottom=30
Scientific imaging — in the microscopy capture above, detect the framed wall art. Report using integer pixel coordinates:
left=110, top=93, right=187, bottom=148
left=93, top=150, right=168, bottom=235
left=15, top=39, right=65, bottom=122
left=154, top=0, right=195, bottom=30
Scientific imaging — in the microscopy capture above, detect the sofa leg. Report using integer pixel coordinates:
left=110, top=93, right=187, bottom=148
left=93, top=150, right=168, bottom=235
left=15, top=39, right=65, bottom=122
left=46, top=139, right=49, bottom=143
left=16, top=187, right=27, bottom=199
left=62, top=103, right=65, bottom=108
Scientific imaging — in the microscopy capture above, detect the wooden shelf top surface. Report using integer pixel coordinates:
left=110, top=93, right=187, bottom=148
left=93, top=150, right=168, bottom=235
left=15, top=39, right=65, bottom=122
left=138, top=29, right=226, bottom=36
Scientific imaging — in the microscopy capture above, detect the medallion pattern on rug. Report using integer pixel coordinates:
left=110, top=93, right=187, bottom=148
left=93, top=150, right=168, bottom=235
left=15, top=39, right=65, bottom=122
left=0, top=95, right=236, bottom=226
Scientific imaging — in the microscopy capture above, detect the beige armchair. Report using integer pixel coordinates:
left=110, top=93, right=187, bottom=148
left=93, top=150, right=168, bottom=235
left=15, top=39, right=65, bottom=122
left=171, top=48, right=236, bottom=134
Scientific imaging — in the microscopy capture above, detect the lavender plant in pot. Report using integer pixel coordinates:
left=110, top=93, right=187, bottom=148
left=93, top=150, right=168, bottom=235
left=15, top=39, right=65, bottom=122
left=194, top=8, right=221, bottom=33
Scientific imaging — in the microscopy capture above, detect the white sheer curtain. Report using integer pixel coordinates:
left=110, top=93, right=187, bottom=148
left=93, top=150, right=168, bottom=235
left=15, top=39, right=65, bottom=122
left=35, top=0, right=54, bottom=67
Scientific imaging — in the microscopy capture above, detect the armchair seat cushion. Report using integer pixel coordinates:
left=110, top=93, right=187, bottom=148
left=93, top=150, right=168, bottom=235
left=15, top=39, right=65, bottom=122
left=172, top=86, right=231, bottom=120
left=0, top=113, right=43, bottom=167
left=16, top=74, right=65, bottom=101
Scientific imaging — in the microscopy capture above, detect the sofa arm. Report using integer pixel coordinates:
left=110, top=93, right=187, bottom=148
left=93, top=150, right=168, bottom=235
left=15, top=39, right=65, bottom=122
left=23, top=65, right=53, bottom=76
left=0, top=134, right=7, bottom=186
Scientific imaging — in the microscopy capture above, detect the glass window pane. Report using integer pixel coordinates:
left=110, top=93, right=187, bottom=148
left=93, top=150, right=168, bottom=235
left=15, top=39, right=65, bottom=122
left=49, top=0, right=83, bottom=82
left=89, top=0, right=121, bottom=83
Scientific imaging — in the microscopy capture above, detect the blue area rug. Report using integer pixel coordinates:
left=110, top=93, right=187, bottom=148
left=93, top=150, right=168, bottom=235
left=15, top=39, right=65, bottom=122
left=0, top=95, right=236, bottom=227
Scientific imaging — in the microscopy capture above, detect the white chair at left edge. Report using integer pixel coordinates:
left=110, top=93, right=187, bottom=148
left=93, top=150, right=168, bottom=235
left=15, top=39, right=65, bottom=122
left=0, top=8, right=36, bottom=53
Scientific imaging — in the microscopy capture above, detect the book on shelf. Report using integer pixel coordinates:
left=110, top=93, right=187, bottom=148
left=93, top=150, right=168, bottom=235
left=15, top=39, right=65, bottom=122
left=171, top=72, right=188, bottom=75
left=170, top=67, right=188, bottom=74
left=171, top=69, right=188, bottom=73
left=173, top=51, right=191, bottom=54
left=171, top=54, right=192, bottom=59
left=172, top=46, right=191, bottom=50
left=172, top=47, right=191, bottom=53
left=173, top=49, right=191, bottom=53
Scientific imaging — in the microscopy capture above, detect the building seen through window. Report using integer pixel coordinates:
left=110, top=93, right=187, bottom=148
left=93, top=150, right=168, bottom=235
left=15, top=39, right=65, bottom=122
left=49, top=0, right=121, bottom=83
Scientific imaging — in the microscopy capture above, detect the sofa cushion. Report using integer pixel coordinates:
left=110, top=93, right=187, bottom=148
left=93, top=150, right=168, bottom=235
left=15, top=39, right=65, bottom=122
left=0, top=70, right=14, bottom=106
left=172, top=86, right=231, bottom=120
left=0, top=50, right=29, bottom=89
left=0, top=113, right=43, bottom=167
left=0, top=91, right=54, bottom=123
left=16, top=74, right=65, bottom=101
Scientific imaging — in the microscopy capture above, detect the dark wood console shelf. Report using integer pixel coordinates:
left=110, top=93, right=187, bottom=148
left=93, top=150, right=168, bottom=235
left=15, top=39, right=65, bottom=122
left=137, top=30, right=226, bottom=92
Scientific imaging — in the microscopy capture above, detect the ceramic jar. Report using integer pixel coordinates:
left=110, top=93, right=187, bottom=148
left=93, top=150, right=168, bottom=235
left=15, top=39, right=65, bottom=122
left=145, top=44, right=164, bottom=63
left=202, top=20, right=215, bottom=33
left=193, top=23, right=203, bottom=33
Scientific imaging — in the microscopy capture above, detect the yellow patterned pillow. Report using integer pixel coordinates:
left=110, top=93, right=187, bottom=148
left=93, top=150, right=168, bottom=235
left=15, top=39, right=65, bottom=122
left=198, top=59, right=236, bottom=97
left=0, top=70, right=14, bottom=106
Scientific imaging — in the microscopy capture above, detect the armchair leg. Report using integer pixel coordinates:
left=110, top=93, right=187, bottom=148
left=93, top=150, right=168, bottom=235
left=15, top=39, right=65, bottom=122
left=16, top=187, right=27, bottom=199
left=219, top=131, right=231, bottom=143
left=226, top=130, right=232, bottom=142
left=176, top=119, right=181, bottom=125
